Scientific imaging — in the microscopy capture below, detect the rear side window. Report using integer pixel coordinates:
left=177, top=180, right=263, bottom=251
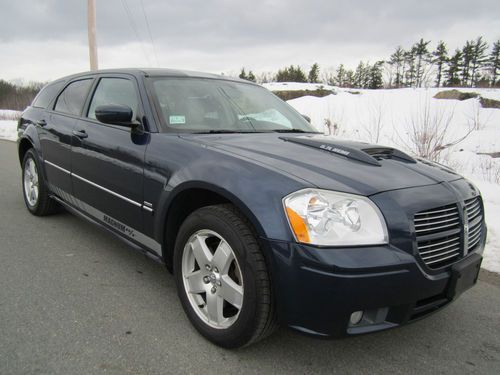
left=54, top=79, right=93, bottom=116
left=87, top=78, right=138, bottom=120
left=32, top=81, right=65, bottom=109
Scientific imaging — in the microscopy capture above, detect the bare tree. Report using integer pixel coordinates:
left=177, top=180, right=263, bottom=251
left=395, top=98, right=473, bottom=162
left=359, top=98, right=386, bottom=143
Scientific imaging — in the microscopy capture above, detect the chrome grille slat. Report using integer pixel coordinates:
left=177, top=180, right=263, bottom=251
left=414, top=212, right=459, bottom=222
left=418, top=237, right=459, bottom=250
left=414, top=206, right=457, bottom=216
left=414, top=217, right=460, bottom=228
left=415, top=222, right=460, bottom=233
left=421, top=247, right=460, bottom=261
left=425, top=252, right=461, bottom=265
left=420, top=242, right=460, bottom=256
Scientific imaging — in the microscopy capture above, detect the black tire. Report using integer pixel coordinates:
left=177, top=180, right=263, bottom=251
left=174, top=204, right=277, bottom=348
left=21, top=148, right=58, bottom=216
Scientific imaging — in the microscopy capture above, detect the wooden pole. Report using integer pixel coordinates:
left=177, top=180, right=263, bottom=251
left=87, top=0, right=98, bottom=70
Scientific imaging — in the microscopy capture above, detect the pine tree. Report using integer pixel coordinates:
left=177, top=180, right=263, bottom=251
left=470, top=36, right=488, bottom=87
left=276, top=65, right=307, bottom=83
left=413, top=38, right=431, bottom=87
left=308, top=63, right=320, bottom=83
left=489, top=40, right=500, bottom=87
left=239, top=68, right=247, bottom=80
left=446, top=49, right=463, bottom=86
left=404, top=49, right=416, bottom=87
left=369, top=61, right=384, bottom=89
left=247, top=71, right=256, bottom=82
left=461, top=40, right=474, bottom=86
left=433, top=41, right=448, bottom=87
left=389, top=46, right=405, bottom=87
left=335, top=64, right=347, bottom=87
left=353, top=61, right=366, bottom=88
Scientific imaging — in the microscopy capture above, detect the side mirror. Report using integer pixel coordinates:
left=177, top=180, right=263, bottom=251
left=302, top=114, right=311, bottom=123
left=95, top=104, right=135, bottom=126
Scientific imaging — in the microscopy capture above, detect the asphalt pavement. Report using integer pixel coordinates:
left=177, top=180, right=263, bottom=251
left=1, top=139, right=499, bottom=374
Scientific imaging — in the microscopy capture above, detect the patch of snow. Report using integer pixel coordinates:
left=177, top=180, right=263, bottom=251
left=263, top=82, right=336, bottom=92
left=0, top=109, right=22, bottom=120
left=0, top=120, right=18, bottom=142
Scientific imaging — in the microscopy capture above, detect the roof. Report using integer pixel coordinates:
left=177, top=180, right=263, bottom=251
left=54, top=68, right=255, bottom=85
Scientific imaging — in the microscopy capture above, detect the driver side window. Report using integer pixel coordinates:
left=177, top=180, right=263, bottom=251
left=88, top=78, right=138, bottom=120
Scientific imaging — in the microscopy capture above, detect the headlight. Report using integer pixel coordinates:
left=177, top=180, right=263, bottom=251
left=283, top=189, right=388, bottom=246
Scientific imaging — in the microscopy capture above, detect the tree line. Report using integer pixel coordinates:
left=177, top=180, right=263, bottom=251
left=239, top=37, right=500, bottom=89
left=0, top=80, right=44, bottom=111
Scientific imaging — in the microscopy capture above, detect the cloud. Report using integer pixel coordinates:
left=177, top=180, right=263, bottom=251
left=0, top=0, right=499, bottom=81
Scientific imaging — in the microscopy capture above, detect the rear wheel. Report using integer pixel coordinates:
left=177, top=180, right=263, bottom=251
left=174, top=204, right=276, bottom=348
left=22, top=149, right=58, bottom=216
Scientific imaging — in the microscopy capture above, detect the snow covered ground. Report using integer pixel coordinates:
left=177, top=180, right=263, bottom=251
left=275, top=83, right=500, bottom=274
left=0, top=120, right=18, bottom=142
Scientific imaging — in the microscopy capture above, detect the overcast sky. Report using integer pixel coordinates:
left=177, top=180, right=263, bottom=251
left=1, top=0, right=499, bottom=82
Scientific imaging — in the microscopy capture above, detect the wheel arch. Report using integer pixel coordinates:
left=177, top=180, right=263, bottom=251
left=158, top=181, right=267, bottom=271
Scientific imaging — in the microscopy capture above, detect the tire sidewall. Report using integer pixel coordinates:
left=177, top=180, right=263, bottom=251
left=174, top=207, right=260, bottom=348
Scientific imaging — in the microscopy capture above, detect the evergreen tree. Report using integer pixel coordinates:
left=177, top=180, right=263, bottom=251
left=470, top=36, right=488, bottom=87
left=345, top=70, right=355, bottom=88
left=461, top=40, right=474, bottom=86
left=446, top=49, right=463, bottom=86
left=276, top=65, right=307, bottom=82
left=368, top=61, right=384, bottom=89
left=404, top=49, right=416, bottom=87
left=353, top=61, right=366, bottom=88
left=308, top=63, right=320, bottom=83
left=239, top=68, right=247, bottom=80
left=389, top=46, right=405, bottom=87
left=413, top=38, right=431, bottom=87
left=335, top=64, right=347, bottom=87
left=489, top=40, right=500, bottom=87
left=247, top=71, right=256, bottom=82
left=433, top=41, right=448, bottom=87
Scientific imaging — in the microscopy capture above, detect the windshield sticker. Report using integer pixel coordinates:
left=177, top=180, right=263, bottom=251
left=169, top=115, right=186, bottom=125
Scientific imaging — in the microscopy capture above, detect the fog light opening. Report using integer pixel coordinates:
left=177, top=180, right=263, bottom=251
left=350, top=311, right=364, bottom=326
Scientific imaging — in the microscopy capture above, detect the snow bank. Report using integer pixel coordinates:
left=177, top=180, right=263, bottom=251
left=0, top=120, right=18, bottom=142
left=0, top=109, right=21, bottom=120
left=263, top=82, right=336, bottom=92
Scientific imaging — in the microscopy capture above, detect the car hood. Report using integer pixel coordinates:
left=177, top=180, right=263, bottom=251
left=179, top=133, right=462, bottom=196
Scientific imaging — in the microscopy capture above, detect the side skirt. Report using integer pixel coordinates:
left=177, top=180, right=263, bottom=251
left=51, top=195, right=165, bottom=265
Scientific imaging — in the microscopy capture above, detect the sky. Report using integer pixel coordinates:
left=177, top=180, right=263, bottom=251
left=1, top=0, right=499, bottom=82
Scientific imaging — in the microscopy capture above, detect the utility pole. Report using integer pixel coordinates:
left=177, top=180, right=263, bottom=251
left=87, top=0, right=98, bottom=70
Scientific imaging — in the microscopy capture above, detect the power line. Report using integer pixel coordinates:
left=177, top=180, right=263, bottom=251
left=139, top=0, right=159, bottom=66
left=119, top=0, right=153, bottom=66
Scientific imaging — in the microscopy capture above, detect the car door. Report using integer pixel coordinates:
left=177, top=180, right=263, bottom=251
left=71, top=75, right=150, bottom=245
left=39, top=78, right=94, bottom=193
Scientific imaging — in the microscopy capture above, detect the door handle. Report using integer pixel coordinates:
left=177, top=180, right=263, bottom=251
left=37, top=119, right=47, bottom=127
left=72, top=130, right=88, bottom=139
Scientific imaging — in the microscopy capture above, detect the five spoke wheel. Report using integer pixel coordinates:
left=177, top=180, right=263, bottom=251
left=182, top=230, right=244, bottom=329
left=23, top=157, right=39, bottom=207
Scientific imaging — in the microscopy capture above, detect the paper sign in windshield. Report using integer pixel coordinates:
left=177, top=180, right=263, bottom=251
left=169, top=115, right=186, bottom=125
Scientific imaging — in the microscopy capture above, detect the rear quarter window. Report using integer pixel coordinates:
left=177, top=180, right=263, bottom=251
left=53, top=79, right=93, bottom=116
left=32, top=81, right=65, bottom=109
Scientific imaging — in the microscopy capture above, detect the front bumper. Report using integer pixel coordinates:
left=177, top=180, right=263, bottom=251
left=264, top=238, right=484, bottom=338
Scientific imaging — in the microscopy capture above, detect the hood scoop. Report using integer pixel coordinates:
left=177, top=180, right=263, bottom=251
left=281, top=137, right=416, bottom=166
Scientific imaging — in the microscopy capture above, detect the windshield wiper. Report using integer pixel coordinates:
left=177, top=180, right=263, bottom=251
left=193, top=130, right=255, bottom=134
left=271, top=129, right=320, bottom=133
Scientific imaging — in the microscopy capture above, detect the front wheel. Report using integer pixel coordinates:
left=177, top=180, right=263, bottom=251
left=174, top=204, right=276, bottom=348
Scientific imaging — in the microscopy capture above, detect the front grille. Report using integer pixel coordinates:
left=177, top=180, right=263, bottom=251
left=414, top=198, right=484, bottom=270
left=465, top=197, right=483, bottom=251
left=414, top=204, right=461, bottom=269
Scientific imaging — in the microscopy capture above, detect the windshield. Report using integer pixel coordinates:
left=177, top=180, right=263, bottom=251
left=150, top=77, right=318, bottom=133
